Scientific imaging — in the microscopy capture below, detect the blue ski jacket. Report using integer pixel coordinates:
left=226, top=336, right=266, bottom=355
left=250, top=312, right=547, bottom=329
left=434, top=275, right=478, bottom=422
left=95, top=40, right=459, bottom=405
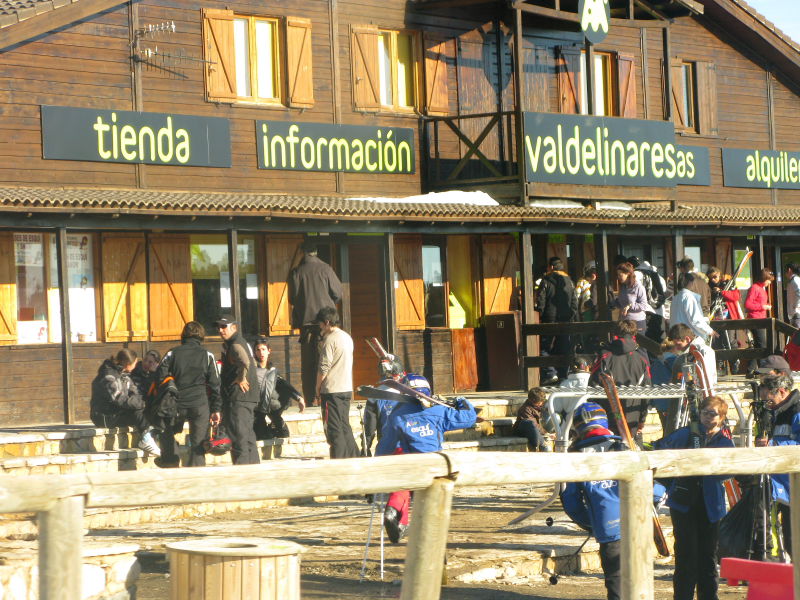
left=560, top=434, right=626, bottom=544
left=767, top=390, right=800, bottom=504
left=653, top=425, right=734, bottom=522
left=375, top=397, right=477, bottom=456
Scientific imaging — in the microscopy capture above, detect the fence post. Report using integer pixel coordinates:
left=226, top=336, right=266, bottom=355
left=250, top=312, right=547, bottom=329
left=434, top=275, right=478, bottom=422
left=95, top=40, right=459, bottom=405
left=400, top=477, right=455, bottom=600
left=791, top=473, right=800, bottom=599
left=39, top=495, right=84, bottom=600
left=619, top=469, right=654, bottom=600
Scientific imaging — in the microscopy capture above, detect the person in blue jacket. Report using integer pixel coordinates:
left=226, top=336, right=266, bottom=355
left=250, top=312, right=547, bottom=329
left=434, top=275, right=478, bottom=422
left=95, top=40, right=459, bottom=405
left=376, top=373, right=477, bottom=543
left=755, top=373, right=800, bottom=552
left=361, top=354, right=406, bottom=455
left=560, top=402, right=627, bottom=600
left=653, top=395, right=734, bottom=600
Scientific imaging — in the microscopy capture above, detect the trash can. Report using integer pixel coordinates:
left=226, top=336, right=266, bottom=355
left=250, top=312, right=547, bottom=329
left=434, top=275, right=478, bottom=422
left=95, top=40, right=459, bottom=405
left=166, top=537, right=304, bottom=600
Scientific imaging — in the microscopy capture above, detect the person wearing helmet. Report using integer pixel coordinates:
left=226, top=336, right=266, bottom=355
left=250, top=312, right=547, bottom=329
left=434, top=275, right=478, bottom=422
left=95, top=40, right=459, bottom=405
left=361, top=354, right=406, bottom=455
left=375, top=374, right=477, bottom=543
left=560, top=402, right=627, bottom=600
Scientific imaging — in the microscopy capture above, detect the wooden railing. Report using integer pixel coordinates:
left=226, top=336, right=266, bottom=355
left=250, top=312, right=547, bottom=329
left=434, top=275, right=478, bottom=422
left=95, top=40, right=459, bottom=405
left=6, top=448, right=800, bottom=600
left=421, top=111, right=518, bottom=189
left=522, top=318, right=799, bottom=373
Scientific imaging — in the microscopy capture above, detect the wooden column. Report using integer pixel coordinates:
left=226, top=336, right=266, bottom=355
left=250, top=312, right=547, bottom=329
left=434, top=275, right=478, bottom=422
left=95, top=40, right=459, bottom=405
left=522, top=232, right=538, bottom=388
left=227, top=229, right=241, bottom=325
left=55, top=227, right=75, bottom=424
left=594, top=231, right=610, bottom=320
left=774, top=243, right=785, bottom=325
left=513, top=8, right=526, bottom=204
left=755, top=235, right=765, bottom=274
left=662, top=27, right=672, bottom=121
left=338, top=239, right=351, bottom=332
left=619, top=470, right=654, bottom=600
left=791, top=472, right=800, bottom=599
left=673, top=230, right=684, bottom=289
left=584, top=40, right=594, bottom=116
left=384, top=234, right=397, bottom=353
left=400, top=477, right=455, bottom=600
left=39, top=495, right=84, bottom=600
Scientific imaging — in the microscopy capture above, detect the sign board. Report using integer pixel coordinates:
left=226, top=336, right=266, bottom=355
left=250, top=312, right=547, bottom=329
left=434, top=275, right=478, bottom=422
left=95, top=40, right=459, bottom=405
left=579, top=0, right=610, bottom=44
left=256, top=121, right=415, bottom=174
left=41, top=105, right=231, bottom=167
left=722, top=148, right=800, bottom=189
left=522, top=112, right=709, bottom=187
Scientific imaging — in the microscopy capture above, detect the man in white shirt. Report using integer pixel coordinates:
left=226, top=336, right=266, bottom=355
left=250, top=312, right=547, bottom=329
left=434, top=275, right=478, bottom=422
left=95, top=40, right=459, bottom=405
left=315, top=307, right=359, bottom=459
left=669, top=323, right=717, bottom=393
left=669, top=277, right=718, bottom=342
left=785, top=263, right=800, bottom=328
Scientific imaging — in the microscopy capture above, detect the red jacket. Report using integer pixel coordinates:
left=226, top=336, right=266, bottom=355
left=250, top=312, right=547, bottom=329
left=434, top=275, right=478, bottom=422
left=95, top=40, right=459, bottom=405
left=785, top=336, right=800, bottom=371
left=745, top=282, right=769, bottom=318
left=720, top=288, right=743, bottom=320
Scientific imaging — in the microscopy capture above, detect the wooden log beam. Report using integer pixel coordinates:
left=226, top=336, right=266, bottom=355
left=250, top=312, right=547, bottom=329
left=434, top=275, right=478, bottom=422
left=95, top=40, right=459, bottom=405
left=38, top=495, right=84, bottom=600
left=0, top=0, right=129, bottom=51
left=620, top=469, right=654, bottom=600
left=400, top=477, right=455, bottom=600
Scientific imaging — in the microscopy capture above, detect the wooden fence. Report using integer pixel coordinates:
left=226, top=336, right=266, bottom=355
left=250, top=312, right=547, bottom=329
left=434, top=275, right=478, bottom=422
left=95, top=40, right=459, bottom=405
left=522, top=317, right=799, bottom=372
left=3, top=448, right=800, bottom=600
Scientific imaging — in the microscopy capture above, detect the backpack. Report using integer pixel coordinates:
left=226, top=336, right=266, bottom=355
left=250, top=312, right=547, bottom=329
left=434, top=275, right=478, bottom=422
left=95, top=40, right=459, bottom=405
left=146, top=375, right=179, bottom=426
left=638, top=269, right=666, bottom=309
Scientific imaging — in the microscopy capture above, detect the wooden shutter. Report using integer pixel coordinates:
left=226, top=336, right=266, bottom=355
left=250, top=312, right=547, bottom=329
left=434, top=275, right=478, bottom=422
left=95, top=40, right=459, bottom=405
left=0, top=233, right=17, bottom=345
left=522, top=37, right=549, bottom=112
left=203, top=9, right=237, bottom=102
left=148, top=236, right=192, bottom=340
left=285, top=17, right=314, bottom=108
left=669, top=57, right=688, bottom=129
left=424, top=34, right=450, bottom=115
left=617, top=53, right=637, bottom=118
left=557, top=46, right=582, bottom=114
left=394, top=235, right=425, bottom=330
left=266, top=235, right=304, bottom=335
left=696, top=61, right=718, bottom=135
left=102, top=234, right=148, bottom=342
left=351, top=24, right=380, bottom=111
left=481, top=235, right=519, bottom=316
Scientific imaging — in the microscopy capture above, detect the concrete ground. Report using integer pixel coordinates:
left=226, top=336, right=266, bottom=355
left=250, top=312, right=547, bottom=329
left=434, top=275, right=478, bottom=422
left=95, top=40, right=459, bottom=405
left=88, top=483, right=749, bottom=599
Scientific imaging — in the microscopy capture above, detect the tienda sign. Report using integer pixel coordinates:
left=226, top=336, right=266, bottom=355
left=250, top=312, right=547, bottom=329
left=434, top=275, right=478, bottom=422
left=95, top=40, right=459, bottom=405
left=522, top=112, right=709, bottom=187
left=41, top=105, right=231, bottom=167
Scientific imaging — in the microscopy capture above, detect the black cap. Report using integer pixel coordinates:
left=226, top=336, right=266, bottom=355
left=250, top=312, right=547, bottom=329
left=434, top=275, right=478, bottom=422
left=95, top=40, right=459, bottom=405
left=756, top=355, right=791, bottom=375
left=214, top=314, right=237, bottom=328
left=301, top=239, right=318, bottom=253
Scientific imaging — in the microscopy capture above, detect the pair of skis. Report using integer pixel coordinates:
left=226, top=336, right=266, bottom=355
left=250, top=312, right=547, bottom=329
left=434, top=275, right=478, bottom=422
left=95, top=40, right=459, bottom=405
left=598, top=372, right=671, bottom=558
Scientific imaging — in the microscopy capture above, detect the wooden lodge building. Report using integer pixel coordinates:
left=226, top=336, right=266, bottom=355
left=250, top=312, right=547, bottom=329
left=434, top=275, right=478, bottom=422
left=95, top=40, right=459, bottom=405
left=0, top=0, right=800, bottom=425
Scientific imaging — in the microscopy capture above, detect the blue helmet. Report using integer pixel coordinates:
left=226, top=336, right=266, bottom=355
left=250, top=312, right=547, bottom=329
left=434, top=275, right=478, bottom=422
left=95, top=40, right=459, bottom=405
left=572, top=401, right=609, bottom=437
left=405, top=373, right=432, bottom=398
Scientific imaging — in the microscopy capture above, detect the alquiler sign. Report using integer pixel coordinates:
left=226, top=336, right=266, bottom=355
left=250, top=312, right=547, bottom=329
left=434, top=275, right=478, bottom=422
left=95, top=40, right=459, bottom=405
left=722, top=148, right=800, bottom=189
left=523, top=112, right=709, bottom=187
left=41, top=105, right=231, bottom=167
left=256, top=121, right=415, bottom=174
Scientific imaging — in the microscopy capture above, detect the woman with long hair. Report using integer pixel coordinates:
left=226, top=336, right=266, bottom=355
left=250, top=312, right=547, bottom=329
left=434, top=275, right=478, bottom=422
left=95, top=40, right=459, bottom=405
left=745, top=268, right=775, bottom=370
left=610, top=262, right=652, bottom=332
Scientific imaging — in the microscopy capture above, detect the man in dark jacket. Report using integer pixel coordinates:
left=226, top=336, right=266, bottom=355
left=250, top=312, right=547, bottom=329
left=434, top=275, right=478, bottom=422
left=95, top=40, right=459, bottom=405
left=289, top=240, right=343, bottom=404
left=215, top=314, right=260, bottom=465
left=156, top=321, right=221, bottom=467
left=536, top=256, right=578, bottom=384
left=589, top=319, right=651, bottom=435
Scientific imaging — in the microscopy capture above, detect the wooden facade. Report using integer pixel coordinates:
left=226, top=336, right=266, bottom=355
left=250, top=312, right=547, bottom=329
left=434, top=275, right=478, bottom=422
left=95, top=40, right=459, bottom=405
left=0, top=0, right=800, bottom=424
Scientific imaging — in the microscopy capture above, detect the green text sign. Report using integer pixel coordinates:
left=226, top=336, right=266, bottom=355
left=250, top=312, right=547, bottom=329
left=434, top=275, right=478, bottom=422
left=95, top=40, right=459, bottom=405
left=722, top=148, right=800, bottom=189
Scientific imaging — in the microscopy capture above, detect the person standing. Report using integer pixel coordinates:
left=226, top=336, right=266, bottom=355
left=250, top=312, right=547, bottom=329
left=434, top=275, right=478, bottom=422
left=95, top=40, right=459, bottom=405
left=670, top=275, right=717, bottom=342
left=536, top=256, right=578, bottom=384
left=678, top=258, right=712, bottom=316
left=315, top=307, right=359, bottom=459
left=745, top=268, right=775, bottom=370
left=653, top=396, right=734, bottom=600
left=156, top=321, right=221, bottom=468
left=215, top=315, right=260, bottom=465
left=289, top=240, right=343, bottom=405
left=610, top=262, right=652, bottom=333
left=785, top=263, right=800, bottom=328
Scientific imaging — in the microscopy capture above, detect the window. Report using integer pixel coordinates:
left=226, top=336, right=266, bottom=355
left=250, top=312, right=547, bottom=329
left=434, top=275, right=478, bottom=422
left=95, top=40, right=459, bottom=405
left=580, top=51, right=614, bottom=116
left=233, top=16, right=280, bottom=102
left=422, top=242, right=447, bottom=328
left=352, top=25, right=419, bottom=112
left=669, top=59, right=717, bottom=135
left=203, top=10, right=314, bottom=108
left=378, top=30, right=417, bottom=110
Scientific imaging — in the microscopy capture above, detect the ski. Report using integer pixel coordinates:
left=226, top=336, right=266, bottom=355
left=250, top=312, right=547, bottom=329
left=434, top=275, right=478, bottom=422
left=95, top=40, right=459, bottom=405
left=598, top=372, right=671, bottom=557
left=357, top=384, right=417, bottom=403
left=379, top=378, right=458, bottom=408
left=710, top=249, right=753, bottom=320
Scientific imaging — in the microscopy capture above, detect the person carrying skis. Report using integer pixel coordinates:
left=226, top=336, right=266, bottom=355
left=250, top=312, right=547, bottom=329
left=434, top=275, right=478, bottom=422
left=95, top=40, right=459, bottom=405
left=376, top=374, right=477, bottom=543
left=361, top=354, right=408, bottom=455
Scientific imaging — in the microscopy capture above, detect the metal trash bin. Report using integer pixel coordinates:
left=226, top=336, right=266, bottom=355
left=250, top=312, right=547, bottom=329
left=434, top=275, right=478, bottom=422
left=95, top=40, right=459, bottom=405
left=166, top=537, right=304, bottom=600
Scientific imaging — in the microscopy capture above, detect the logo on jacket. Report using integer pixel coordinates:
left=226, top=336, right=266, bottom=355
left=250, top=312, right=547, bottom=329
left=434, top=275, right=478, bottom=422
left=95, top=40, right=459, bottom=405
left=408, top=422, right=434, bottom=437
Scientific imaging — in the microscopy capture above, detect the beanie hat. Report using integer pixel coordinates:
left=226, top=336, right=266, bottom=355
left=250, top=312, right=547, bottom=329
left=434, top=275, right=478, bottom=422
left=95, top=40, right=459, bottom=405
left=573, top=402, right=609, bottom=437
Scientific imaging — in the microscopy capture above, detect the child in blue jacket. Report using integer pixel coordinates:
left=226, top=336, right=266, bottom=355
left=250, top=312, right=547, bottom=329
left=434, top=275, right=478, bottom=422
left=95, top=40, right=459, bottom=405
left=560, top=402, right=626, bottom=600
left=653, top=395, right=734, bottom=600
left=376, top=374, right=477, bottom=543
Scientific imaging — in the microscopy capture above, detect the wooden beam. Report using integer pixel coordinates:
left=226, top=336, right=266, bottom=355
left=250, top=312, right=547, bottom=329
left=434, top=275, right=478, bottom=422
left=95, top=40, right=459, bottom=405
left=595, top=230, right=610, bottom=319
left=513, top=1, right=668, bottom=27
left=38, top=495, right=84, bottom=600
left=227, top=229, right=241, bottom=326
left=55, top=227, right=75, bottom=425
left=662, top=27, right=672, bottom=122
left=338, top=238, right=351, bottom=332
left=0, top=0, right=129, bottom=51
left=521, top=233, right=538, bottom=388
left=585, top=40, right=595, bottom=116
left=384, top=234, right=397, bottom=354
left=415, top=0, right=494, bottom=10
left=620, top=469, right=654, bottom=600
